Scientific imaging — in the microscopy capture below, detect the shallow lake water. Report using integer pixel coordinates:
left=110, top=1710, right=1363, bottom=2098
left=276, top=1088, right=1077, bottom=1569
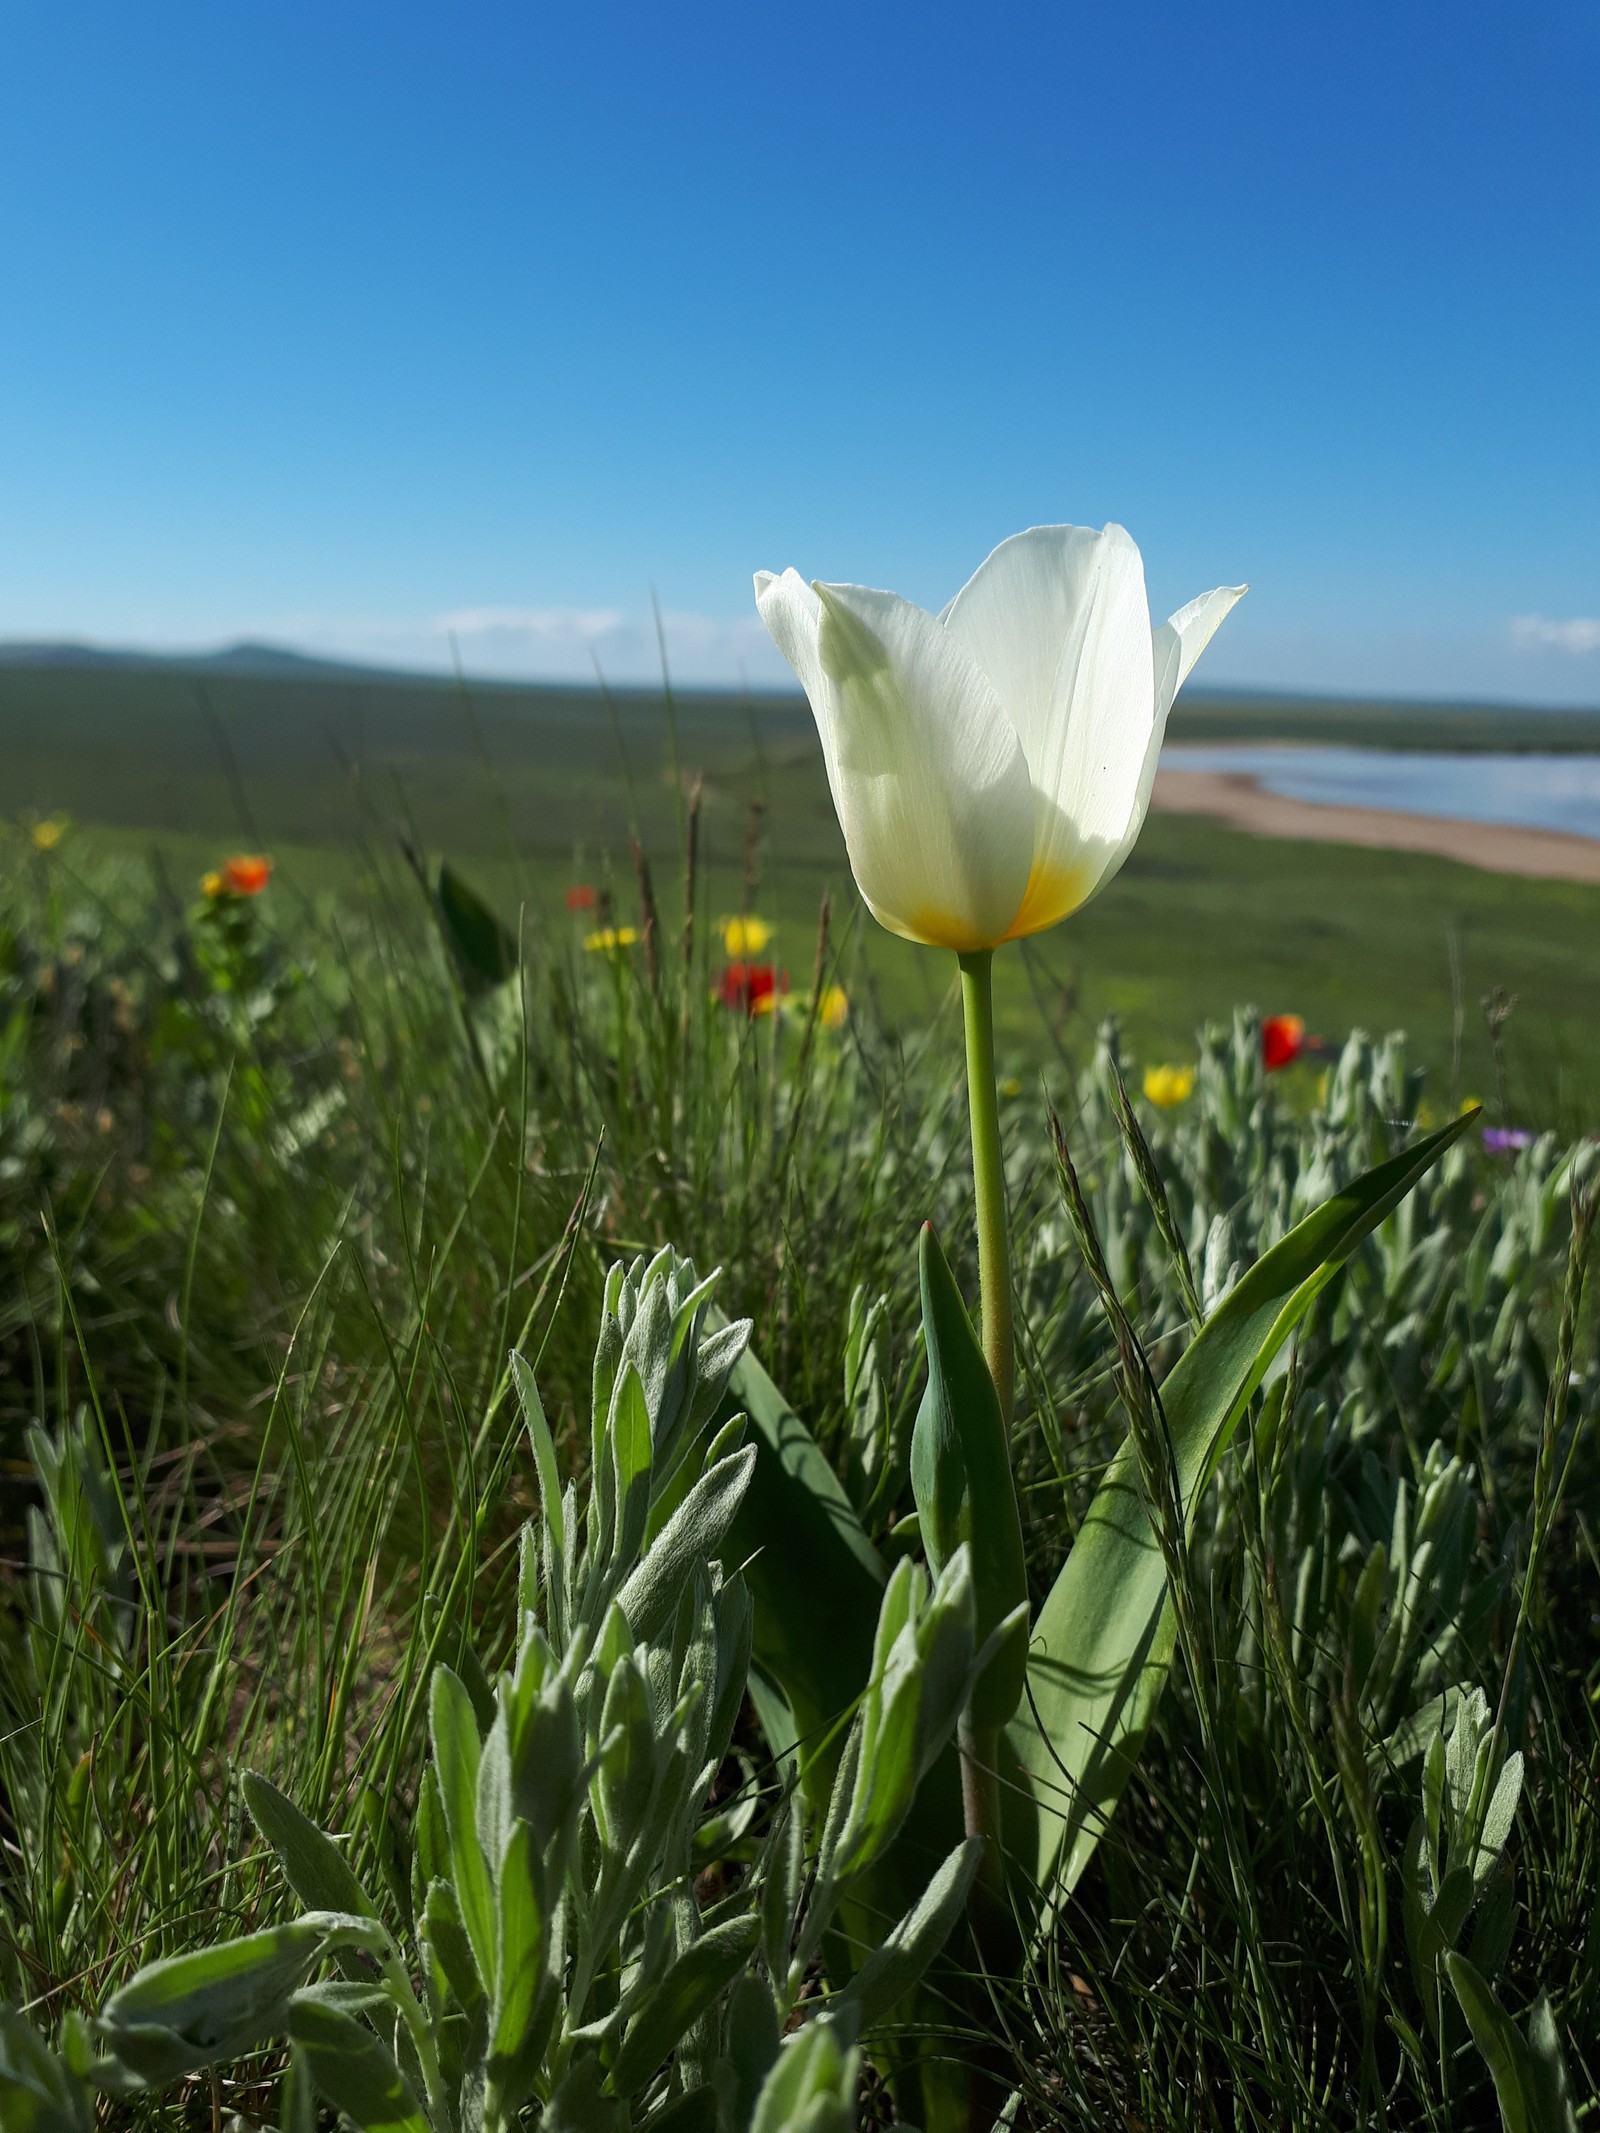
left=1160, top=746, right=1600, bottom=841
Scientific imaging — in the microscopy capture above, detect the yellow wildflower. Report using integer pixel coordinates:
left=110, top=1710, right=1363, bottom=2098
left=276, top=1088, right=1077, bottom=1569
left=584, top=926, right=639, bottom=953
left=201, top=870, right=225, bottom=898
left=1143, top=1063, right=1196, bottom=1108
left=817, top=985, right=849, bottom=1029
left=720, top=914, right=774, bottom=956
left=30, top=816, right=67, bottom=852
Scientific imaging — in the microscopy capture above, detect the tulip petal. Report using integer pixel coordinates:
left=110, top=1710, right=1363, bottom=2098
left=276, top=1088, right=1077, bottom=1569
left=755, top=569, right=1034, bottom=950
left=938, top=524, right=1116, bottom=751
left=1088, top=580, right=1249, bottom=908
left=942, top=524, right=1154, bottom=938
left=754, top=570, right=850, bottom=828
left=1152, top=583, right=1248, bottom=726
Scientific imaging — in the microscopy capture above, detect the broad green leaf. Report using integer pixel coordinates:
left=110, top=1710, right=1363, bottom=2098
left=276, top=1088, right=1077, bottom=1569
left=96, top=1913, right=385, bottom=2085
left=429, top=1665, right=497, bottom=1996
left=638, top=2087, right=720, bottom=2133
left=0, top=2008, right=92, bottom=2133
left=721, top=1972, right=780, bottom=2133
left=720, top=1342, right=885, bottom=1796
left=413, top=1765, right=449, bottom=1894
left=611, top=1915, right=761, bottom=2097
left=1012, top=1112, right=1473, bottom=1908
left=596, top=1653, right=656, bottom=1852
left=1470, top=1863, right=1518, bottom=1984
left=1445, top=1956, right=1579, bottom=2133
left=836, top=1837, right=982, bottom=2030
left=1478, top=1752, right=1525, bottom=1878
left=913, top=1225, right=1027, bottom=1733
left=242, top=1771, right=380, bottom=1924
left=616, top=1446, right=756, bottom=1646
left=287, top=1992, right=428, bottom=2133
left=1402, top=1814, right=1476, bottom=2029
left=488, top=1822, right=553, bottom=2113
left=749, top=2020, right=857, bottom=2133
left=437, top=862, right=518, bottom=993
left=1524, top=1995, right=1581, bottom=2133
left=505, top=1651, right=585, bottom=1854
left=422, top=1876, right=484, bottom=2013
left=611, top=1362, right=655, bottom=1570
left=545, top=2049, right=624, bottom=2132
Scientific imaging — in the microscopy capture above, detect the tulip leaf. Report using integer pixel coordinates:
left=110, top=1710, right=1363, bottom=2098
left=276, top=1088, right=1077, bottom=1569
left=720, top=1340, right=885, bottom=1795
left=912, top=1224, right=1028, bottom=1734
left=1011, top=1111, right=1474, bottom=1912
left=436, top=862, right=518, bottom=995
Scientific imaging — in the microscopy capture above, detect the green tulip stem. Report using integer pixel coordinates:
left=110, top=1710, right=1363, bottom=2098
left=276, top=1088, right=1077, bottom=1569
left=958, top=950, right=1014, bottom=1423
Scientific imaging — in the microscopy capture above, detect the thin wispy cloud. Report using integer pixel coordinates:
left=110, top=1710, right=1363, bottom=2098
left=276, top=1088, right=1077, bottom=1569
left=439, top=606, right=625, bottom=641
left=1510, top=614, right=1600, bottom=656
left=273, top=603, right=789, bottom=687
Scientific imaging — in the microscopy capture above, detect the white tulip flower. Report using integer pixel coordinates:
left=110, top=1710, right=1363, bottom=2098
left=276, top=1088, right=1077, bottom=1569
left=754, top=523, right=1244, bottom=954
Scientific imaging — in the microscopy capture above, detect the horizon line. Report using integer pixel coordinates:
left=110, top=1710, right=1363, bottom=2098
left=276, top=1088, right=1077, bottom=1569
left=0, top=631, right=1597, bottom=721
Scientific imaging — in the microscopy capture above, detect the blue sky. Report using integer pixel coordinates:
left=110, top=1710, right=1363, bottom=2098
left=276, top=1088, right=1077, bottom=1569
left=1, top=1, right=1596, bottom=702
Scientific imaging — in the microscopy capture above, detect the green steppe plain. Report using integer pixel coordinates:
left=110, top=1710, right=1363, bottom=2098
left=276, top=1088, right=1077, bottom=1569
left=4, top=659, right=1598, bottom=1121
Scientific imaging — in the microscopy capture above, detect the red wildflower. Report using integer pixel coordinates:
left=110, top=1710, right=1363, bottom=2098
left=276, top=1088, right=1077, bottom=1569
left=221, top=855, right=271, bottom=896
left=565, top=884, right=597, bottom=911
left=1262, top=1014, right=1306, bottom=1071
left=719, top=961, right=783, bottom=1015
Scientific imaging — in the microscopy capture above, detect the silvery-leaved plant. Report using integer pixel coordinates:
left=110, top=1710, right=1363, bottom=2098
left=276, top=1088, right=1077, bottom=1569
left=10, top=1250, right=987, bottom=2133
left=1395, top=1689, right=1579, bottom=2130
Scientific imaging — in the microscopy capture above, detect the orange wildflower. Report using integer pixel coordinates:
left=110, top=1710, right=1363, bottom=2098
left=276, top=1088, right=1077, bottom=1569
left=216, top=854, right=272, bottom=896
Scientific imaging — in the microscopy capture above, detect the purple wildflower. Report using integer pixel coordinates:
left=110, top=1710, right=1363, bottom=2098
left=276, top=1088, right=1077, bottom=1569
left=1482, top=1126, right=1535, bottom=1156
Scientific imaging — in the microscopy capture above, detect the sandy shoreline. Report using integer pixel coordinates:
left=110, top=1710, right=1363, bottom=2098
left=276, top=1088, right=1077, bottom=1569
left=1149, top=768, right=1600, bottom=886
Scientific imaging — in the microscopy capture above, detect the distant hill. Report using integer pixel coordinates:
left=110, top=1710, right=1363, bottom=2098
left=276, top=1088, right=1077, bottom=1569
left=0, top=638, right=423, bottom=684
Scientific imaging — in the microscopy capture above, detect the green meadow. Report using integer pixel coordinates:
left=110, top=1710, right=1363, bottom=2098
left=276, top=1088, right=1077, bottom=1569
left=1, top=654, right=1597, bottom=2131
left=3, top=657, right=1598, bottom=1122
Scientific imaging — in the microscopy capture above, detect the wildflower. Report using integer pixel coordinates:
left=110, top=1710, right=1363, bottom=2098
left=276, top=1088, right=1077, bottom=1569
left=719, top=961, right=782, bottom=1014
left=753, top=524, right=1243, bottom=951
left=1482, top=1125, right=1535, bottom=1155
left=566, top=884, right=597, bottom=911
left=583, top=926, right=638, bottom=953
left=818, top=984, right=849, bottom=1030
left=205, top=854, right=272, bottom=897
left=1143, top=1063, right=1196, bottom=1107
left=720, top=914, right=774, bottom=956
left=30, top=816, right=67, bottom=852
left=1262, top=1014, right=1306, bottom=1071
